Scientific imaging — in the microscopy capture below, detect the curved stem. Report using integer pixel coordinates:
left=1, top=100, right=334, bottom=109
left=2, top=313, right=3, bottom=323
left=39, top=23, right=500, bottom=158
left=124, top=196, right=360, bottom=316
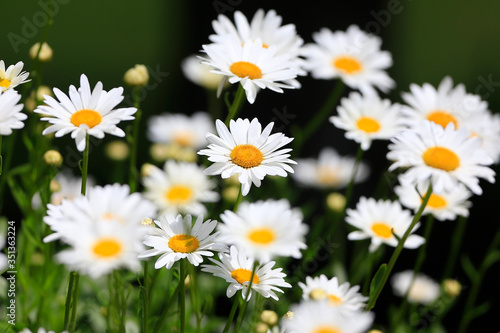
left=225, top=84, right=246, bottom=126
left=223, top=297, right=240, bottom=333
left=365, top=183, right=433, bottom=311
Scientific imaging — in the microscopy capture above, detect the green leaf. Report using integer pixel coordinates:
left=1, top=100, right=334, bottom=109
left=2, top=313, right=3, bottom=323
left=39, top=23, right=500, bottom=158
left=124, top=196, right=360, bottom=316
left=461, top=255, right=478, bottom=281
left=369, top=263, right=387, bottom=301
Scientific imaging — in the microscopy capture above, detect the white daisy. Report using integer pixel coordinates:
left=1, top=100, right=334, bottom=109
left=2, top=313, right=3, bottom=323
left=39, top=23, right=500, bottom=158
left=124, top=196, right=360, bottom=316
left=302, top=25, right=394, bottom=95
left=50, top=170, right=95, bottom=205
left=346, top=197, right=425, bottom=252
left=209, top=9, right=306, bottom=83
left=464, top=109, right=500, bottom=164
left=330, top=91, right=405, bottom=150
left=35, top=74, right=137, bottom=151
left=395, top=179, right=472, bottom=221
left=201, top=245, right=291, bottom=301
left=201, top=36, right=299, bottom=104
left=0, top=89, right=26, bottom=135
left=142, top=160, right=219, bottom=218
left=387, top=121, right=496, bottom=195
left=400, top=76, right=489, bottom=130
left=298, top=275, right=368, bottom=311
left=283, top=300, right=375, bottom=333
left=147, top=111, right=214, bottom=149
left=198, top=118, right=296, bottom=196
left=43, top=183, right=156, bottom=243
left=0, top=60, right=30, bottom=91
left=56, top=218, right=146, bottom=279
left=391, top=270, right=441, bottom=305
left=181, top=54, right=228, bottom=90
left=218, top=199, right=307, bottom=262
left=139, top=214, right=226, bottom=269
left=293, top=147, right=369, bottom=189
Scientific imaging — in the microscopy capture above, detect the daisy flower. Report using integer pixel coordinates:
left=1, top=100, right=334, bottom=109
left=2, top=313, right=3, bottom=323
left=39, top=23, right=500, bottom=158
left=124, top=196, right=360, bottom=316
left=139, top=214, right=226, bottom=269
left=201, top=35, right=300, bottom=104
left=283, top=300, right=375, bottom=333
left=34, top=74, right=137, bottom=151
left=218, top=199, right=307, bottom=262
left=387, top=121, right=496, bottom=195
left=182, top=54, right=228, bottom=90
left=201, top=245, right=291, bottom=301
left=345, top=197, right=425, bottom=252
left=302, top=25, right=394, bottom=95
left=142, top=160, right=219, bottom=218
left=395, top=179, right=472, bottom=221
left=43, top=183, right=156, bottom=243
left=0, top=89, right=26, bottom=135
left=209, top=9, right=306, bottom=82
left=55, top=218, right=147, bottom=278
left=50, top=170, right=95, bottom=205
left=0, top=60, right=30, bottom=91
left=147, top=111, right=215, bottom=150
left=298, top=275, right=368, bottom=311
left=198, top=118, right=296, bottom=196
left=330, top=91, right=405, bottom=150
left=391, top=270, right=441, bottom=305
left=293, top=147, right=369, bottom=189
left=401, top=76, right=489, bottom=130
left=464, top=109, right=500, bottom=164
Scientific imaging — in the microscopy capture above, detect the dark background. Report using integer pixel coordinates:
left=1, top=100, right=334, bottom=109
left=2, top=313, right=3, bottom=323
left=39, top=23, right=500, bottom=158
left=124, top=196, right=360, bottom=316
left=2, top=0, right=499, bottom=331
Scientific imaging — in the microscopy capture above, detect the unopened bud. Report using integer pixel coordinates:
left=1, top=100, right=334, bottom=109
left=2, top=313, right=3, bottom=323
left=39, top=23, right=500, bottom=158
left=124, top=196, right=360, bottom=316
left=29, top=42, right=53, bottom=62
left=254, top=322, right=269, bottom=333
left=443, top=279, right=462, bottom=298
left=105, top=140, right=130, bottom=161
left=260, top=310, right=278, bottom=326
left=124, top=64, right=149, bottom=86
left=44, top=150, right=63, bottom=166
left=326, top=192, right=346, bottom=212
left=282, top=311, right=293, bottom=320
left=50, top=179, right=61, bottom=193
left=141, top=218, right=154, bottom=227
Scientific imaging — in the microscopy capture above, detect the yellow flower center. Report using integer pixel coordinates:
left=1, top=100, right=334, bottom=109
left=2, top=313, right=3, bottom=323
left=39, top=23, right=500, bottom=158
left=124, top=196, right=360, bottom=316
left=314, top=326, right=342, bottom=333
left=165, top=185, right=193, bottom=204
left=424, top=193, right=447, bottom=209
left=168, top=234, right=200, bottom=253
left=231, top=268, right=260, bottom=285
left=101, top=212, right=124, bottom=223
left=333, top=56, right=362, bottom=74
left=356, top=116, right=381, bottom=133
left=317, top=167, right=341, bottom=186
left=0, top=78, right=11, bottom=89
left=328, top=294, right=343, bottom=305
left=371, top=222, right=393, bottom=239
left=229, top=61, right=263, bottom=80
left=92, top=238, right=123, bottom=258
left=309, top=288, right=327, bottom=300
left=422, top=146, right=460, bottom=171
left=248, top=227, right=275, bottom=245
left=173, top=131, right=195, bottom=147
left=426, top=110, right=458, bottom=129
left=230, top=144, right=264, bottom=168
left=70, top=109, right=102, bottom=128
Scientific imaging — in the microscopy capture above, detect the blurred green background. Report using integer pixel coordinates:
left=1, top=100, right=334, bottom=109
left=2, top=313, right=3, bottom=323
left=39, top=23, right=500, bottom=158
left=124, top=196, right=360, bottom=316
left=2, top=0, right=499, bottom=331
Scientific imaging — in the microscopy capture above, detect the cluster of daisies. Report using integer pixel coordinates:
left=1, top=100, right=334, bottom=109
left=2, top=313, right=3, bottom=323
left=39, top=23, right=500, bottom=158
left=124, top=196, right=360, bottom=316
left=1, top=5, right=499, bottom=333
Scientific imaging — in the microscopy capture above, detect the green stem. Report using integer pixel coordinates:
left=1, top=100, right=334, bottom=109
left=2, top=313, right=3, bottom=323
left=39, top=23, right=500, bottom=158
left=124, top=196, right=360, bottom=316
left=233, top=262, right=258, bottom=333
left=365, top=183, right=433, bottom=311
left=179, top=259, right=186, bottom=333
left=80, top=134, right=90, bottom=196
left=442, top=215, right=467, bottom=279
left=223, top=297, right=240, bottom=333
left=63, top=272, right=76, bottom=330
left=233, top=186, right=243, bottom=212
left=153, top=280, right=180, bottom=333
left=129, top=89, right=142, bottom=193
left=293, top=80, right=345, bottom=156
left=225, top=84, right=246, bottom=126
left=142, top=261, right=149, bottom=333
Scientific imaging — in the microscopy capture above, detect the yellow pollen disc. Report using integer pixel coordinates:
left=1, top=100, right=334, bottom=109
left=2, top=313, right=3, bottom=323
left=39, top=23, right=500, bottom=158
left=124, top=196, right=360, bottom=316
left=314, top=326, right=341, bottom=333
left=0, top=78, right=11, bottom=88
left=166, top=185, right=192, bottom=203
left=426, top=110, right=458, bottom=129
left=173, top=131, right=195, bottom=147
left=424, top=193, right=447, bottom=209
left=230, top=144, right=264, bottom=168
left=229, top=61, right=263, bottom=80
left=262, top=43, right=269, bottom=49
left=92, top=238, right=123, bottom=258
left=327, top=294, right=343, bottom=305
left=356, top=116, right=381, bottom=133
left=333, top=56, right=362, bottom=74
left=371, top=222, right=393, bottom=239
left=309, top=288, right=327, bottom=300
left=317, top=167, right=340, bottom=186
left=248, top=227, right=275, bottom=245
left=168, top=234, right=200, bottom=253
left=231, top=268, right=260, bottom=285
left=101, top=212, right=124, bottom=223
left=422, top=146, right=460, bottom=171
left=70, top=109, right=102, bottom=128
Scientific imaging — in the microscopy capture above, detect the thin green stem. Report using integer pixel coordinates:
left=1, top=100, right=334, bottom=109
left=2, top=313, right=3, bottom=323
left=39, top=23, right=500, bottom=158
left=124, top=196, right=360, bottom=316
left=293, top=80, right=345, bottom=156
left=153, top=280, right=180, bottom=333
left=225, top=84, right=246, bottom=126
left=233, top=262, right=258, bottom=333
left=80, top=134, right=90, bottom=196
left=142, top=261, right=149, bottom=333
left=63, top=272, right=76, bottom=330
left=223, top=294, right=240, bottom=333
left=179, top=259, right=186, bottom=333
left=233, top=186, right=243, bottom=212
left=365, top=183, right=433, bottom=311
left=129, top=89, right=142, bottom=193
left=442, top=215, right=467, bottom=279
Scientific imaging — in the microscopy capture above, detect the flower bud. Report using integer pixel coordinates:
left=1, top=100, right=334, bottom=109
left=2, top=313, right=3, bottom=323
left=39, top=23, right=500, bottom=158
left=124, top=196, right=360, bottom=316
left=443, top=279, right=462, bottom=298
left=29, top=42, right=53, bottom=62
left=260, top=310, right=278, bottom=326
left=326, top=192, right=346, bottom=212
left=124, top=64, right=149, bottom=86
left=44, top=150, right=63, bottom=166
left=105, top=140, right=130, bottom=161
